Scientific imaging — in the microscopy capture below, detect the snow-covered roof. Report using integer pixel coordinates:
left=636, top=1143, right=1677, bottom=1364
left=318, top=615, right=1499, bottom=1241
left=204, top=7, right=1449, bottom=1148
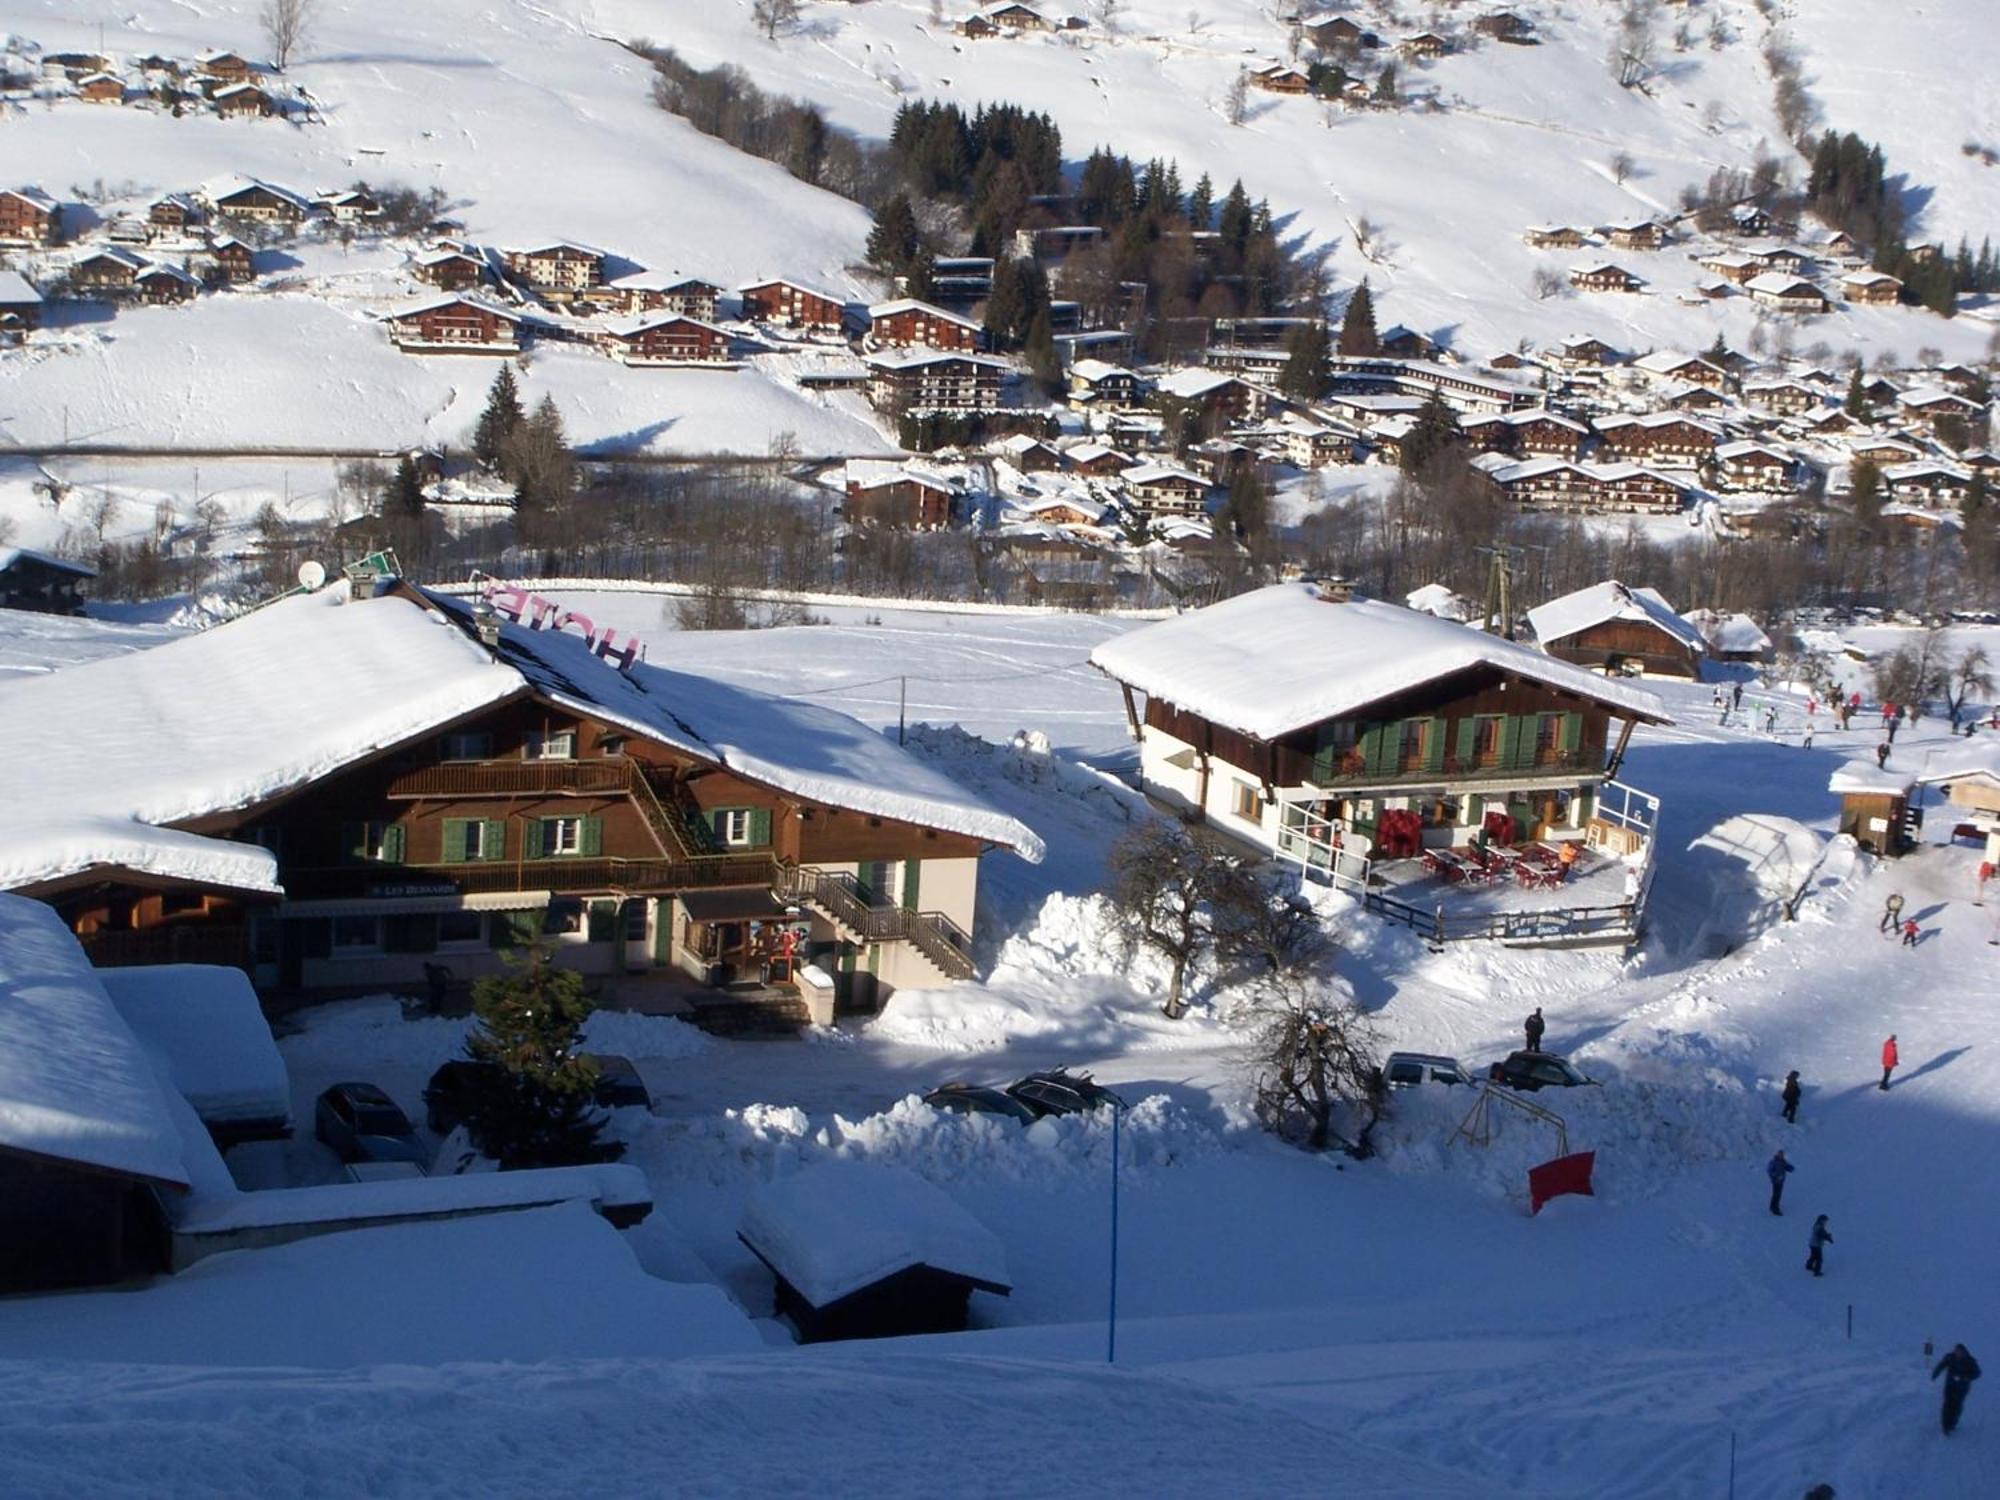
left=1910, top=740, right=2000, bottom=789
left=1693, top=611, right=1773, bottom=655
left=1123, top=463, right=1209, bottom=487
left=204, top=176, right=311, bottom=211
left=605, top=312, right=730, bottom=340
left=1883, top=461, right=1970, bottom=483
left=1828, top=761, right=1914, bottom=796
left=864, top=348, right=1009, bottom=373
left=605, top=270, right=717, bottom=293
left=0, top=894, right=189, bottom=1187
left=842, top=458, right=960, bottom=493
left=1527, top=581, right=1705, bottom=654
left=0, top=186, right=58, bottom=212
left=740, top=1161, right=1009, bottom=1309
left=1634, top=350, right=1716, bottom=376
left=1716, top=440, right=1791, bottom=462
left=0, top=546, right=93, bottom=577
left=99, top=965, right=290, bottom=1130
left=1070, top=358, right=1135, bottom=382
left=383, top=293, right=523, bottom=324
left=1156, top=367, right=1250, bottom=400
left=1405, top=583, right=1475, bottom=622
left=1745, top=272, right=1823, bottom=297
left=1841, top=270, right=1901, bottom=288
left=1091, top=583, right=1668, bottom=740
left=867, top=298, right=980, bottom=330
left=0, top=586, right=1042, bottom=891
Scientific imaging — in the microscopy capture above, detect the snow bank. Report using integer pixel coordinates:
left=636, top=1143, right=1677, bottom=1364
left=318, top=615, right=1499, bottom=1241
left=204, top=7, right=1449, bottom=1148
left=740, top=1160, right=1010, bottom=1307
left=99, top=965, right=290, bottom=1130
left=279, top=995, right=710, bottom=1073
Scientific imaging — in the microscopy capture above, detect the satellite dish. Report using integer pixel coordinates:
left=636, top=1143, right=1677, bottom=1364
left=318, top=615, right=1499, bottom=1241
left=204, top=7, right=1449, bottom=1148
left=297, top=560, right=328, bottom=591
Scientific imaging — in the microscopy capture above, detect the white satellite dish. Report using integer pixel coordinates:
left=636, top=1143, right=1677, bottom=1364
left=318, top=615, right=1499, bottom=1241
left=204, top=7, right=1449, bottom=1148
left=297, top=560, right=328, bottom=592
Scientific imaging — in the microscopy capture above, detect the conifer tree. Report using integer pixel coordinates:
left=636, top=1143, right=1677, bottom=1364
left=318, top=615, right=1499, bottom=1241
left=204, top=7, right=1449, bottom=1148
left=1844, top=364, right=1868, bottom=418
left=1399, top=391, right=1462, bottom=475
left=1278, top=319, right=1331, bottom=399
left=472, top=365, right=524, bottom=471
left=461, top=945, right=620, bottom=1169
left=865, top=193, right=920, bottom=274
left=1337, top=280, right=1379, bottom=356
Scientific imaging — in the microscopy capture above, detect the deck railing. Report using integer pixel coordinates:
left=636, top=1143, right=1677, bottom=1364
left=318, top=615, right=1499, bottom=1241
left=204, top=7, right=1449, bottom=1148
left=1308, top=747, right=1600, bottom=788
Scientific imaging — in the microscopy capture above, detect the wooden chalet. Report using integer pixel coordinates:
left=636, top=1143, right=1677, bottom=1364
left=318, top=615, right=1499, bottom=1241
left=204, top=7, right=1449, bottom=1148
left=207, top=180, right=309, bottom=224
left=0, top=578, right=1038, bottom=1023
left=1524, top=225, right=1586, bottom=249
left=214, top=82, right=273, bottom=118
left=0, top=187, right=61, bottom=246
left=975, top=3, right=1052, bottom=31
left=41, top=52, right=111, bottom=80
left=1089, top=583, right=1670, bottom=888
left=134, top=263, right=198, bottom=305
left=414, top=248, right=486, bottom=290
left=317, top=189, right=380, bottom=222
left=205, top=235, right=256, bottom=282
left=1699, top=251, right=1763, bottom=285
left=195, top=50, right=255, bottom=83
left=384, top=296, right=523, bottom=355
left=148, top=193, right=203, bottom=235
left=1473, top=12, right=1536, bottom=43
left=1063, top=442, right=1136, bottom=477
left=1593, top=413, right=1720, bottom=464
left=1715, top=440, right=1797, bottom=492
left=70, top=248, right=146, bottom=293
left=867, top=298, right=984, bottom=352
left=1481, top=458, right=1686, bottom=515
left=1252, top=63, right=1313, bottom=94
left=1742, top=378, right=1821, bottom=417
left=603, top=314, right=734, bottom=367
left=1569, top=261, right=1643, bottom=293
left=865, top=350, right=1007, bottom=413
left=1067, top=358, right=1144, bottom=409
left=0, top=548, right=92, bottom=613
left=1882, top=461, right=1973, bottom=509
left=1400, top=32, right=1449, bottom=58
left=1897, top=388, right=1986, bottom=439
left=1666, top=383, right=1729, bottom=412
left=1745, top=273, right=1829, bottom=313
left=600, top=273, right=721, bottom=320
left=843, top=462, right=959, bottom=530
left=1634, top=350, right=1727, bottom=390
left=1305, top=15, right=1377, bottom=51
left=504, top=242, right=606, bottom=297
left=740, top=278, right=846, bottom=331
left=1121, top=463, right=1211, bottom=518
left=1156, top=367, right=1272, bottom=423
left=1548, top=335, right=1620, bottom=369
left=77, top=72, right=126, bottom=103
left=1600, top=219, right=1664, bottom=251
left=0, top=270, right=42, bottom=336
left=1528, top=581, right=1705, bottom=680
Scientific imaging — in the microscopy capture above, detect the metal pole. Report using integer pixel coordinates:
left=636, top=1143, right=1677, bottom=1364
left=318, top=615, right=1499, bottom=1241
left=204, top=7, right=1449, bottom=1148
left=898, top=676, right=907, bottom=746
left=1727, top=1430, right=1736, bottom=1499
left=1107, top=1102, right=1120, bottom=1364
left=1847, top=1304, right=1853, bottom=1340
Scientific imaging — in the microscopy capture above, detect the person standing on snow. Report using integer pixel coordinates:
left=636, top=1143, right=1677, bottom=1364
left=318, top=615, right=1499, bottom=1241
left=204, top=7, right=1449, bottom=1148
left=1767, top=1149, right=1794, bottom=1215
left=1803, top=722, right=1816, bottom=749
left=1902, top=918, right=1920, bottom=948
left=1933, top=1343, right=1981, bottom=1436
left=1524, top=1006, right=1546, bottom=1053
left=1805, top=1214, right=1833, bottom=1277
left=1732, top=682, right=1744, bottom=711
left=1880, top=1034, right=1900, bottom=1090
left=1876, top=740, right=1892, bottom=770
left=1880, top=892, right=1905, bottom=934
left=1781, top=1070, right=1802, bottom=1123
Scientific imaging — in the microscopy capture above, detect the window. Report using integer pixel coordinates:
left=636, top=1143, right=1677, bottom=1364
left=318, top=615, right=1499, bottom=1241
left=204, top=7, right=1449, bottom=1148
left=599, top=734, right=627, bottom=758
left=1232, top=781, right=1262, bottom=822
left=1397, top=719, right=1430, bottom=770
left=437, top=910, right=485, bottom=948
left=331, top=915, right=381, bottom=954
left=441, top=731, right=493, bottom=761
left=545, top=817, right=583, bottom=855
left=1472, top=716, right=1503, bottom=767
left=528, top=815, right=598, bottom=859
left=541, top=898, right=585, bottom=937
left=443, top=818, right=503, bottom=863
left=1534, top=713, right=1563, bottom=764
left=347, top=821, right=405, bottom=864
left=526, top=729, right=576, bottom=760
left=710, top=807, right=771, bottom=848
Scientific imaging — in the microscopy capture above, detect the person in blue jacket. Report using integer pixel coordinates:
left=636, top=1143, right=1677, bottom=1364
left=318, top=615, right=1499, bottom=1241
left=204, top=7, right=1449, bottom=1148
left=1767, top=1149, right=1794, bottom=1215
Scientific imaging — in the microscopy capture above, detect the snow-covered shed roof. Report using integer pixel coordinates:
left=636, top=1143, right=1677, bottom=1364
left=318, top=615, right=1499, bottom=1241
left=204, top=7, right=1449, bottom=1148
left=0, top=546, right=93, bottom=577
left=1526, top=581, right=1705, bottom=654
left=1908, top=739, right=2000, bottom=791
left=1828, top=762, right=1914, bottom=796
left=1405, top=583, right=1476, bottom=621
left=1090, top=583, right=1669, bottom=740
left=1693, top=611, right=1773, bottom=656
left=0, top=585, right=1041, bottom=892
left=739, top=1161, right=1010, bottom=1309
left=99, top=965, right=291, bottom=1131
left=0, top=894, right=189, bottom=1188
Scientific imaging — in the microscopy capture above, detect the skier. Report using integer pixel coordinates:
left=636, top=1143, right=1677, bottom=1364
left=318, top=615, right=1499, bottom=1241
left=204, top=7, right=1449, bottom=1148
left=1880, top=1034, right=1899, bottom=1090
left=1524, top=1006, right=1546, bottom=1053
left=1805, top=1214, right=1833, bottom=1277
left=1932, top=1343, right=1981, bottom=1436
left=1732, top=681, right=1744, bottom=711
left=1880, top=892, right=1905, bottom=933
left=1803, top=722, right=1816, bottom=749
left=1902, top=918, right=1920, bottom=948
left=1781, top=1069, right=1802, bottom=1123
left=1764, top=705, right=1780, bottom=734
left=1876, top=740, right=1891, bottom=770
left=1767, top=1148, right=1794, bottom=1215
left=1887, top=714, right=1899, bottom=744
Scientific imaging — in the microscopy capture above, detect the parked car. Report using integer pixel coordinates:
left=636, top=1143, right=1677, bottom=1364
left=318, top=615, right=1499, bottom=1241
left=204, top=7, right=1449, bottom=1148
left=314, top=1082, right=427, bottom=1164
left=922, top=1082, right=1040, bottom=1124
left=1005, top=1069, right=1127, bottom=1118
left=1382, top=1051, right=1475, bottom=1089
left=584, top=1053, right=652, bottom=1112
left=1487, top=1050, right=1597, bottom=1091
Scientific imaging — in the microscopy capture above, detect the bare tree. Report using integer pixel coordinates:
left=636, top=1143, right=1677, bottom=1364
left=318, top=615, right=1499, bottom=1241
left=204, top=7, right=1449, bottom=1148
left=1611, top=150, right=1635, bottom=184
left=1249, top=985, right=1383, bottom=1153
left=1223, top=68, right=1250, bottom=127
left=751, top=0, right=802, bottom=41
left=1106, top=821, right=1251, bottom=1018
left=1608, top=3, right=1657, bottom=89
left=1532, top=266, right=1568, bottom=300
left=1942, top=646, right=1995, bottom=725
left=261, top=0, right=317, bottom=72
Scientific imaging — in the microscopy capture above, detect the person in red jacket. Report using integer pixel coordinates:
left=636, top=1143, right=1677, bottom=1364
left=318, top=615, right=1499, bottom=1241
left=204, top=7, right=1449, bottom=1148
left=1880, top=1034, right=1900, bottom=1091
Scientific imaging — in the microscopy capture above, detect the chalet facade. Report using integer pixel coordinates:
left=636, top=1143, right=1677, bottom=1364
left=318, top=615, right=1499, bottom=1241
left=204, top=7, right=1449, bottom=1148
left=384, top=296, right=523, bottom=355
left=77, top=72, right=126, bottom=103
left=1634, top=351, right=1727, bottom=390
left=1089, top=583, right=1669, bottom=898
left=135, top=264, right=198, bottom=305
left=0, top=548, right=92, bottom=614
left=196, top=50, right=255, bottom=83
left=0, top=580, right=1038, bottom=1022
left=844, top=462, right=958, bottom=530
left=1715, top=440, right=1797, bottom=492
left=1601, top=220, right=1664, bottom=251
left=1837, top=271, right=1900, bottom=305
left=1252, top=64, right=1312, bottom=93
left=414, top=249, right=486, bottom=290
left=0, top=187, right=61, bottom=246
left=1745, top=273, right=1829, bottom=313
left=603, top=275, right=721, bottom=321
left=0, top=271, right=42, bottom=335
left=1883, top=461, right=1973, bottom=509
left=1481, top=458, right=1686, bottom=514
left=148, top=193, right=203, bottom=236
left=70, top=248, right=145, bottom=293
left=868, top=299, right=984, bottom=352
left=740, top=279, right=845, bottom=331
left=603, top=314, right=733, bottom=367
left=1528, top=581, right=1705, bottom=680
left=1593, top=414, right=1720, bottom=464
left=1121, top=464, right=1211, bottom=518
left=1569, top=262, right=1643, bottom=293
left=865, top=350, right=1007, bottom=413
left=214, top=83, right=273, bottom=118
left=208, top=181, right=309, bottom=224
left=1524, top=225, right=1586, bottom=249
left=206, top=236, right=256, bottom=282
left=504, top=242, right=606, bottom=296
left=1068, top=359, right=1144, bottom=408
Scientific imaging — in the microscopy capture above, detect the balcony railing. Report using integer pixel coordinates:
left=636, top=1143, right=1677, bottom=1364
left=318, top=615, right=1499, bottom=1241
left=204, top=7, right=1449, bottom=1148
left=285, top=854, right=782, bottom=900
left=385, top=760, right=634, bottom=799
left=1309, top=747, right=1601, bottom=788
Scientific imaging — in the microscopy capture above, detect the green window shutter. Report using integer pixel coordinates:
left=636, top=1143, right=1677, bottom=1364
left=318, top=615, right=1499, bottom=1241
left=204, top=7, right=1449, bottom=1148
left=749, top=808, right=773, bottom=848
left=481, top=819, right=507, bottom=861
left=708, top=809, right=727, bottom=843
left=1357, top=724, right=1384, bottom=777
left=1561, top=711, right=1583, bottom=755
left=1499, top=715, right=1525, bottom=769
left=524, top=819, right=546, bottom=860
left=901, top=859, right=921, bottom=911
left=441, top=818, right=468, bottom=863
left=1424, top=717, right=1446, bottom=772
left=581, top=816, right=603, bottom=857
left=587, top=899, right=618, bottom=942
left=1454, top=717, right=1476, bottom=767
left=382, top=823, right=406, bottom=864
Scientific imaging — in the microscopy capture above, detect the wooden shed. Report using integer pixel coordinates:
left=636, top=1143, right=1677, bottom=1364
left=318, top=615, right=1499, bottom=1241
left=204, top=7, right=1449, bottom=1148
left=1829, top=763, right=1915, bottom=856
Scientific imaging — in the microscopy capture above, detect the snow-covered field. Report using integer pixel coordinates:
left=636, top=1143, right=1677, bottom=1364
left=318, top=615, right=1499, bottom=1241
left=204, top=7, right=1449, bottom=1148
left=1, top=601, right=1997, bottom=1496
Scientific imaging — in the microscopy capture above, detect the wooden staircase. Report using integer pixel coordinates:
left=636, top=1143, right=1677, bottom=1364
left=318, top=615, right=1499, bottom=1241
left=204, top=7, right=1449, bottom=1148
left=681, top=989, right=813, bottom=1038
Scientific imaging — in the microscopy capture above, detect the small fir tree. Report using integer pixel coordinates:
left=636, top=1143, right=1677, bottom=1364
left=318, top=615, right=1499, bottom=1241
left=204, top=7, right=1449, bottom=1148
left=1337, top=279, right=1379, bottom=356
left=472, top=365, right=524, bottom=472
left=865, top=193, right=921, bottom=275
left=1278, top=319, right=1331, bottom=399
left=462, top=944, right=621, bottom=1168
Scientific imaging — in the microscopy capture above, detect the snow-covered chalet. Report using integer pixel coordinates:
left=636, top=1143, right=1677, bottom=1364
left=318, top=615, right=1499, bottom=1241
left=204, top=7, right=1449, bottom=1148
left=0, top=572, right=1041, bottom=1024
left=1090, top=581, right=1670, bottom=887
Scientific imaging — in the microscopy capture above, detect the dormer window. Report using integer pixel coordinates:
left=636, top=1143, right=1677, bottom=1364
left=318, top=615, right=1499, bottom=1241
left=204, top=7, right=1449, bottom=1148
left=526, top=729, right=576, bottom=760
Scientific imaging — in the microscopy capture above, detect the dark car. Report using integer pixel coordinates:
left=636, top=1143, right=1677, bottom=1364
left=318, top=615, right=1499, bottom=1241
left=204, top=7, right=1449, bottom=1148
left=315, top=1082, right=427, bottom=1164
left=583, top=1054, right=652, bottom=1113
left=423, top=1059, right=499, bottom=1136
left=1488, top=1050, right=1597, bottom=1092
left=923, top=1082, right=1040, bottom=1124
left=1005, top=1069, right=1128, bottom=1118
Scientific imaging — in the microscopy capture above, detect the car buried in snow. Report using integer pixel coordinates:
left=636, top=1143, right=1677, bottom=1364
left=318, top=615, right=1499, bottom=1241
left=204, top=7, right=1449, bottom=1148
left=314, top=1082, right=428, bottom=1165
left=1004, top=1069, right=1127, bottom=1118
left=1487, top=1050, right=1598, bottom=1092
left=922, top=1082, right=1041, bottom=1124
left=1382, top=1052, right=1476, bottom=1089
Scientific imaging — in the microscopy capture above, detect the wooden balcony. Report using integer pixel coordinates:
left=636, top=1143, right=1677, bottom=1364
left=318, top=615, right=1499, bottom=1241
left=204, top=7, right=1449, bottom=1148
left=285, top=853, right=782, bottom=900
left=1309, top=747, right=1601, bottom=789
left=81, top=923, right=249, bottom=969
left=385, top=760, right=633, bottom=799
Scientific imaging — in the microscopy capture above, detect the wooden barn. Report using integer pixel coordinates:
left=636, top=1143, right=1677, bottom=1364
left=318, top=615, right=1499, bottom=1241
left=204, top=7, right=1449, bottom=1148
left=1528, top=581, right=1706, bottom=680
left=739, top=1162, right=1011, bottom=1343
left=1830, top=764, right=1915, bottom=857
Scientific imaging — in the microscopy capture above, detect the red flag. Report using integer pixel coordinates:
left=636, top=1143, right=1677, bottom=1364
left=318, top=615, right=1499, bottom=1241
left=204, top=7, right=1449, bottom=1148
left=1529, top=1150, right=1596, bottom=1214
